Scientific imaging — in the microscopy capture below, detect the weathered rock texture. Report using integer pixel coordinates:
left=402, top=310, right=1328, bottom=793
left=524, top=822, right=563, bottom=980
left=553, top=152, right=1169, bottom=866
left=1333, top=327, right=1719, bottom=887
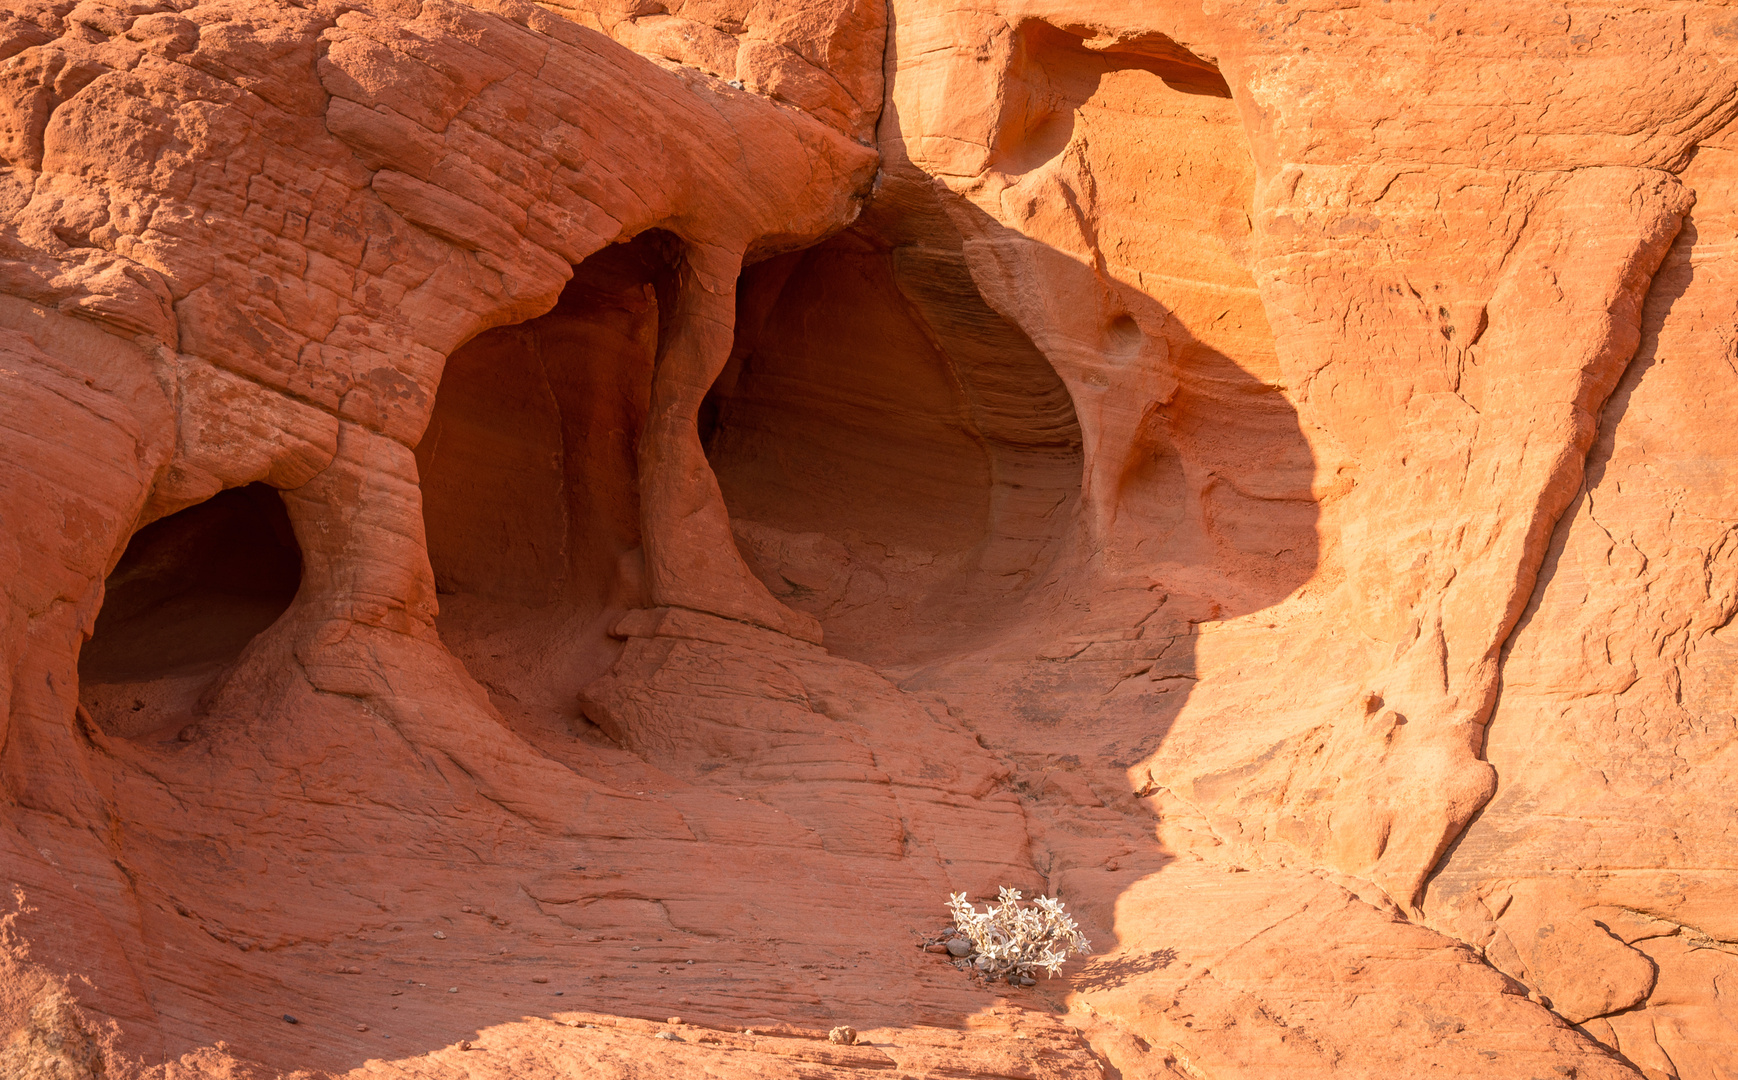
left=1, top=0, right=1736, bottom=1077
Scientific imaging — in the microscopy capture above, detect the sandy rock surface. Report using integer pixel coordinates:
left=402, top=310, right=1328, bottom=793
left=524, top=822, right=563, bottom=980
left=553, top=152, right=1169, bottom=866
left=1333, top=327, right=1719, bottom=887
left=1, top=0, right=1736, bottom=1077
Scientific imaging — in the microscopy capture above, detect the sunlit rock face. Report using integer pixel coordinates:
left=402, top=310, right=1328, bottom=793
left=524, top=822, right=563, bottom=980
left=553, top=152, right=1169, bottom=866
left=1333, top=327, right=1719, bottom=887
left=1, top=1, right=1735, bottom=1077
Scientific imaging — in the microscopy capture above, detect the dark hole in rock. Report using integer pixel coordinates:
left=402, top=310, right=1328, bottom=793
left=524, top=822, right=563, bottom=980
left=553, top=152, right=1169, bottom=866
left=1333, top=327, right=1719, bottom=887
left=78, top=483, right=300, bottom=739
left=702, top=231, right=1085, bottom=665
left=415, top=230, right=679, bottom=716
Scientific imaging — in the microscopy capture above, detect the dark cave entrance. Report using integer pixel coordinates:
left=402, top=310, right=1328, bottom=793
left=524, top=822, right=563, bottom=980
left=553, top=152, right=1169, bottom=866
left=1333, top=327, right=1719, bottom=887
left=701, top=232, right=1085, bottom=665
left=414, top=231, right=678, bottom=710
left=417, top=226, right=1085, bottom=683
left=77, top=483, right=302, bottom=740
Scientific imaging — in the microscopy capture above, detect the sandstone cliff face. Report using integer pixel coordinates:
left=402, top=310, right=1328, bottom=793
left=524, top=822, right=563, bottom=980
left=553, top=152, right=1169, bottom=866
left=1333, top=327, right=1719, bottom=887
left=1, top=0, right=1736, bottom=1077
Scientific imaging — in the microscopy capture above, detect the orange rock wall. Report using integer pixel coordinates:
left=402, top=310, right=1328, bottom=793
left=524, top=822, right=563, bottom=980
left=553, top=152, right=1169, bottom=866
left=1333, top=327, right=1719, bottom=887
left=1, top=0, right=1736, bottom=1078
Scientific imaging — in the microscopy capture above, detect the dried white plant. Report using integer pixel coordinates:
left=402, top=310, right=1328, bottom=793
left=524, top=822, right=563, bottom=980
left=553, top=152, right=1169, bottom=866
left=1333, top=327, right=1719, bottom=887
left=945, top=887, right=1090, bottom=979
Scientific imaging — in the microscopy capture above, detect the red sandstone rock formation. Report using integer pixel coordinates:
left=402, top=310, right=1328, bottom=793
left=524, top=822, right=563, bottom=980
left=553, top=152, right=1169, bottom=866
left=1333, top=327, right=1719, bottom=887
left=2, top=0, right=1736, bottom=1076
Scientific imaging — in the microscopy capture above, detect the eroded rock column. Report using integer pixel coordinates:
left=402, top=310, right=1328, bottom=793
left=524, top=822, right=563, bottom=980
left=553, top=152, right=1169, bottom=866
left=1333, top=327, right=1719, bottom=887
left=637, top=242, right=824, bottom=642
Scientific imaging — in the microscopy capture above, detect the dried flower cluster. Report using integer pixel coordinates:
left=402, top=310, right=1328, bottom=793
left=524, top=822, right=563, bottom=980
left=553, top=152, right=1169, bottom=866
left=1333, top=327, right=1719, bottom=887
left=945, top=887, right=1090, bottom=979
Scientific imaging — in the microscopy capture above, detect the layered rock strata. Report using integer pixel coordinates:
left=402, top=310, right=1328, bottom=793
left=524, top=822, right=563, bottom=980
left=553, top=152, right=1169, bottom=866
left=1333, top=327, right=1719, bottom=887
left=1, top=0, right=1736, bottom=1077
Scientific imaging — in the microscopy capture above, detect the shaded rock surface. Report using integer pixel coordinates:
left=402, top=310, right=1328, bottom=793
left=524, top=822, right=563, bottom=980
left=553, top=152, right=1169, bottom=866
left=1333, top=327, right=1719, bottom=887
left=0, top=0, right=1735, bottom=1077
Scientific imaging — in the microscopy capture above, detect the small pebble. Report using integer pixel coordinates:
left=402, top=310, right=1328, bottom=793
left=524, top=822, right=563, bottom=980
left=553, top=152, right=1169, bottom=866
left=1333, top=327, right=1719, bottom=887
left=282, top=1015, right=298, bottom=1025
left=1019, top=976, right=1036, bottom=987
left=667, top=1016, right=683, bottom=1025
left=356, top=1024, right=368, bottom=1032
left=925, top=943, right=949, bottom=954
left=945, top=938, right=972, bottom=958
left=655, top=1031, right=681, bottom=1041
left=828, top=1026, right=857, bottom=1046
left=532, top=976, right=549, bottom=984
left=631, top=946, right=641, bottom=952
left=447, top=987, right=459, bottom=994
left=458, top=1039, right=471, bottom=1051
left=743, top=1028, right=756, bottom=1037
left=432, top=931, right=447, bottom=940
left=337, top=965, right=361, bottom=974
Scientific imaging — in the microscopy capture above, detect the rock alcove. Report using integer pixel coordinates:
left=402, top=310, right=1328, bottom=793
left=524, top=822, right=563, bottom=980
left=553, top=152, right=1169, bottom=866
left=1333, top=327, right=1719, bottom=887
left=701, top=233, right=1085, bottom=665
left=413, top=231, right=677, bottom=713
left=77, top=484, right=302, bottom=742
left=417, top=225, right=1087, bottom=686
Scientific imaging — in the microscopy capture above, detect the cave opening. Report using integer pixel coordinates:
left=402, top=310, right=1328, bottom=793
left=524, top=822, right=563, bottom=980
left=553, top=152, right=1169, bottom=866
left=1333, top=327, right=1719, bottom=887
left=414, top=230, right=677, bottom=717
left=702, top=231, right=1085, bottom=665
left=419, top=223, right=1085, bottom=688
left=77, top=483, right=302, bottom=740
